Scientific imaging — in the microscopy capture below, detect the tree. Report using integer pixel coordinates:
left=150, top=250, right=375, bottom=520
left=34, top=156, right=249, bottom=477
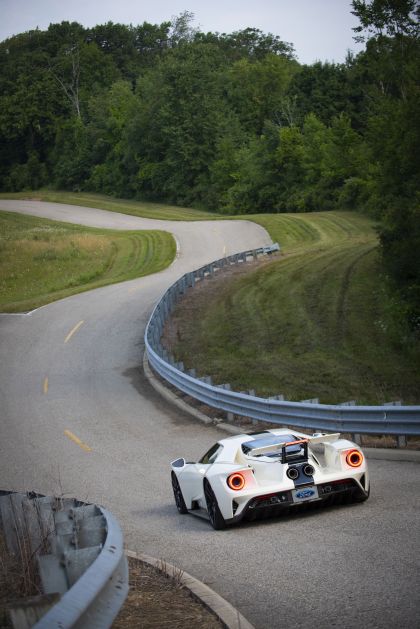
left=351, top=0, right=420, bottom=330
left=86, top=81, right=137, bottom=195
left=352, top=0, right=419, bottom=40
left=225, top=54, right=298, bottom=134
left=123, top=42, right=233, bottom=206
left=287, top=62, right=355, bottom=126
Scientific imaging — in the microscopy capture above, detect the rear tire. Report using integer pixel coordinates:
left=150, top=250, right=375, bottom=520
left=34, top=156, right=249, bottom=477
left=204, top=480, right=227, bottom=530
left=171, top=472, right=188, bottom=514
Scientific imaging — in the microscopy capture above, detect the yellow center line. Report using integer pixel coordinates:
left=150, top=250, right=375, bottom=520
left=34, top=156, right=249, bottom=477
left=64, top=320, right=84, bottom=344
left=64, top=429, right=92, bottom=452
left=43, top=377, right=49, bottom=394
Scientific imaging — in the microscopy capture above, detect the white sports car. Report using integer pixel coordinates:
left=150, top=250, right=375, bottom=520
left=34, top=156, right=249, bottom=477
left=171, top=428, right=369, bottom=529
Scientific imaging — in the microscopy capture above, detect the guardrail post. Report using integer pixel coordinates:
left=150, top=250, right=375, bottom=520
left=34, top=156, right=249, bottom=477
left=188, top=368, right=196, bottom=377
left=246, top=390, right=258, bottom=425
left=301, top=398, right=319, bottom=404
left=218, top=384, right=234, bottom=422
left=338, top=402, right=359, bottom=442
left=384, top=402, right=406, bottom=447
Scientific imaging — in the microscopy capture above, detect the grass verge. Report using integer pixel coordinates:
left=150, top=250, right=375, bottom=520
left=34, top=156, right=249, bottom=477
left=164, top=212, right=420, bottom=405
left=0, top=211, right=175, bottom=312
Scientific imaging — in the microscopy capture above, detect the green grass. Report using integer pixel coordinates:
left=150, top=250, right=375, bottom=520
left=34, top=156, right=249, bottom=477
left=0, top=190, right=216, bottom=221
left=1, top=190, right=418, bottom=403
left=0, top=211, right=176, bottom=312
left=247, top=210, right=377, bottom=253
left=168, top=212, right=420, bottom=405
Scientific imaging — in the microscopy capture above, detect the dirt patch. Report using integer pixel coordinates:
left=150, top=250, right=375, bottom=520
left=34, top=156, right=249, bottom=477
left=113, top=557, right=223, bottom=628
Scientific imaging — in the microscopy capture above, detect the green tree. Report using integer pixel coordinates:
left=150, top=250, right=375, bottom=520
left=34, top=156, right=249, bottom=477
left=86, top=80, right=137, bottom=195
left=287, top=61, right=356, bottom=126
left=225, top=54, right=298, bottom=134
left=351, top=0, right=420, bottom=329
left=123, top=42, right=235, bottom=207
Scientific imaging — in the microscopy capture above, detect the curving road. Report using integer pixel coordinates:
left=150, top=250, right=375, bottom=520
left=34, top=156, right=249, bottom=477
left=0, top=200, right=419, bottom=629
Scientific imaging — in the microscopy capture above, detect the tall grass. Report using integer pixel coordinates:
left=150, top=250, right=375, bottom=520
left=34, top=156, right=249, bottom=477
left=0, top=211, right=175, bottom=312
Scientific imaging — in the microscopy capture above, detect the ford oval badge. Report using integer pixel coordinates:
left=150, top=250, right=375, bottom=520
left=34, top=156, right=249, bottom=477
left=296, top=488, right=315, bottom=499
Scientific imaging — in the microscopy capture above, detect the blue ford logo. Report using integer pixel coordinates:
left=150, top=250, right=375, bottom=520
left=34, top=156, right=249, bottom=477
left=296, top=489, right=315, bottom=499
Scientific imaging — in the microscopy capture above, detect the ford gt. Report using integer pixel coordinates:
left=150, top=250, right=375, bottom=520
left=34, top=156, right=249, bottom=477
left=171, top=428, right=369, bottom=529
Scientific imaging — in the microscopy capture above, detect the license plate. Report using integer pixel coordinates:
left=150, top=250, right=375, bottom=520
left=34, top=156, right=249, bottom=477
left=292, top=486, right=319, bottom=503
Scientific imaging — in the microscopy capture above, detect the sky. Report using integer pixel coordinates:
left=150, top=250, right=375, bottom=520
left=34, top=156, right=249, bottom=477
left=0, top=0, right=365, bottom=65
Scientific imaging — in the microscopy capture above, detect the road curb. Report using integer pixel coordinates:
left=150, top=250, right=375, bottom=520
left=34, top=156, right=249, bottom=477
left=143, top=351, right=213, bottom=425
left=125, top=550, right=255, bottom=629
left=143, top=353, right=420, bottom=463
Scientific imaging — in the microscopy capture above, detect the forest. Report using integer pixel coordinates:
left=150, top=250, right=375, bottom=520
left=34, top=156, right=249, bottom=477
left=0, top=1, right=419, bottom=329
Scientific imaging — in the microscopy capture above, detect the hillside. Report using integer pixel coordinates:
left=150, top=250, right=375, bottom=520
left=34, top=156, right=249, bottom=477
left=165, top=211, right=420, bottom=405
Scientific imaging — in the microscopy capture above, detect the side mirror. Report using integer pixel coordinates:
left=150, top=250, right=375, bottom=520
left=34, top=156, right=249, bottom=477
left=171, top=457, right=186, bottom=468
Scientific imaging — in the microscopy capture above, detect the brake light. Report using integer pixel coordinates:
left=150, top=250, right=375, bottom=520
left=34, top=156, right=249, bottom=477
left=346, top=449, right=363, bottom=468
left=227, top=472, right=246, bottom=491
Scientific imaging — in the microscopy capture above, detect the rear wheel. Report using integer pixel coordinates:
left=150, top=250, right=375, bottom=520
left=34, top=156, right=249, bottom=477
left=204, top=480, right=226, bottom=530
left=171, top=472, right=188, bottom=514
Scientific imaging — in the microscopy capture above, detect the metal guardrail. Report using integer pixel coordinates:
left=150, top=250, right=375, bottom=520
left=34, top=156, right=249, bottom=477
left=0, top=491, right=128, bottom=628
left=144, top=245, right=420, bottom=438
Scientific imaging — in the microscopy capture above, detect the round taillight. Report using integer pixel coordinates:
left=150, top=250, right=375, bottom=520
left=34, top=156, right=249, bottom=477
left=227, top=473, right=245, bottom=491
left=346, top=449, right=363, bottom=468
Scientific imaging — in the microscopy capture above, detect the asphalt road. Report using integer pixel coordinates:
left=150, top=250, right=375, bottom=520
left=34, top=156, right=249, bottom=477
left=0, top=200, right=419, bottom=629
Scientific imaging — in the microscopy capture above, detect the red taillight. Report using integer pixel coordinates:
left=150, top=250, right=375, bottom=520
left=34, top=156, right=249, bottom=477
left=227, top=473, right=246, bottom=491
left=346, top=449, right=363, bottom=468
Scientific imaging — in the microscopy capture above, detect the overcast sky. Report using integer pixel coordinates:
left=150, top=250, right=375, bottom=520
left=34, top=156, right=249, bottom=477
left=0, top=0, right=365, bottom=65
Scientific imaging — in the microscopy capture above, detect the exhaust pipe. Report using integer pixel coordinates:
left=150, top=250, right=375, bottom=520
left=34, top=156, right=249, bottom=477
left=287, top=467, right=299, bottom=480
left=303, top=464, right=315, bottom=477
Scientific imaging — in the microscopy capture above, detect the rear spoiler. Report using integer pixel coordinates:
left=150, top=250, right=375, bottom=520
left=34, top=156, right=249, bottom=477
left=248, top=433, right=341, bottom=458
left=308, top=433, right=340, bottom=444
left=249, top=439, right=306, bottom=457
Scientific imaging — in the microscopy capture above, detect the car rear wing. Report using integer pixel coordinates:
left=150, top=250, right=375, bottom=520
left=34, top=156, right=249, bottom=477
left=247, top=433, right=342, bottom=463
left=308, top=433, right=340, bottom=444
left=249, top=439, right=309, bottom=463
